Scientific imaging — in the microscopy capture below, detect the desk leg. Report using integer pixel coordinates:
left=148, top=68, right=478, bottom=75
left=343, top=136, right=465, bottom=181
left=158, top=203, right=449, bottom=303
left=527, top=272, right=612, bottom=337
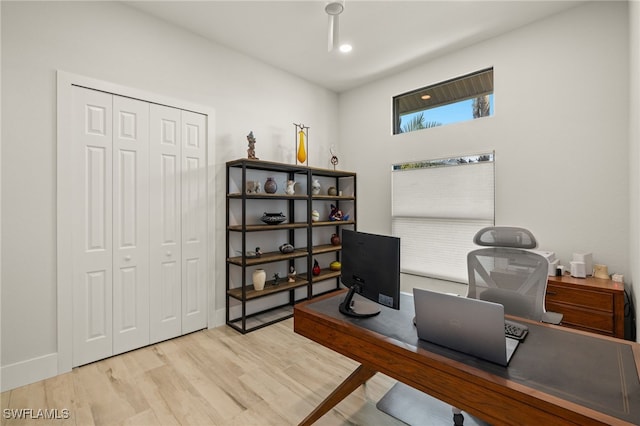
left=298, top=364, right=377, bottom=426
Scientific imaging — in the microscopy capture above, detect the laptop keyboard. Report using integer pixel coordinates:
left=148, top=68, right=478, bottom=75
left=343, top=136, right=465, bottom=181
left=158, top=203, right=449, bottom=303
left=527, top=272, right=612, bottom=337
left=505, top=320, right=529, bottom=341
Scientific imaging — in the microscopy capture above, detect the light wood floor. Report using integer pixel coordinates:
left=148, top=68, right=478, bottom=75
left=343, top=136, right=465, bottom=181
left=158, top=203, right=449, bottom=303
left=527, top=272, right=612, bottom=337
left=1, top=319, right=408, bottom=426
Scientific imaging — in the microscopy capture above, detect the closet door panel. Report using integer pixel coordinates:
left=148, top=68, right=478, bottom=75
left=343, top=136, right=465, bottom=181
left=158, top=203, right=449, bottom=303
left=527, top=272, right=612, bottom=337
left=72, top=87, right=113, bottom=367
left=149, top=104, right=182, bottom=343
left=113, top=96, right=150, bottom=355
left=181, top=111, right=207, bottom=333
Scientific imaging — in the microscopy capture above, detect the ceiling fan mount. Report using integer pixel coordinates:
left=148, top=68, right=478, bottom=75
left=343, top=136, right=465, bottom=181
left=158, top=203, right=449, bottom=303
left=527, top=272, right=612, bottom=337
left=325, top=1, right=346, bottom=52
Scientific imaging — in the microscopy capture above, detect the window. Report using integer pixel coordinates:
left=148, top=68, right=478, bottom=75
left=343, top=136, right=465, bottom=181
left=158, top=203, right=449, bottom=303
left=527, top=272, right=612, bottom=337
left=391, top=153, right=494, bottom=283
left=393, top=68, right=494, bottom=134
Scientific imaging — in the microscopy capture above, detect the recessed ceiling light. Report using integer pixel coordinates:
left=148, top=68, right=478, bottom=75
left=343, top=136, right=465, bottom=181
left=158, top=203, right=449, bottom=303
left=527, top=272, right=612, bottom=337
left=421, top=94, right=432, bottom=100
left=339, top=44, right=353, bottom=53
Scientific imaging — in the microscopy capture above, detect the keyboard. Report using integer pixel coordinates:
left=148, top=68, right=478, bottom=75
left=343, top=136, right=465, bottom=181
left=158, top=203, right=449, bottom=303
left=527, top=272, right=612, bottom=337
left=505, top=320, right=529, bottom=341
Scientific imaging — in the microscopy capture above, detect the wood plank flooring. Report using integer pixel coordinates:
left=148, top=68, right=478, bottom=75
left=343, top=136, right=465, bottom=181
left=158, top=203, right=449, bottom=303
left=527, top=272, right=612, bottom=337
left=1, top=319, right=407, bottom=426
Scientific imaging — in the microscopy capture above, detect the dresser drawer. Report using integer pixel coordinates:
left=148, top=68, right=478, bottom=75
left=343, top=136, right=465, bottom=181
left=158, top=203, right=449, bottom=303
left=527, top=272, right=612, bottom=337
left=546, top=284, right=613, bottom=312
left=546, top=301, right=615, bottom=335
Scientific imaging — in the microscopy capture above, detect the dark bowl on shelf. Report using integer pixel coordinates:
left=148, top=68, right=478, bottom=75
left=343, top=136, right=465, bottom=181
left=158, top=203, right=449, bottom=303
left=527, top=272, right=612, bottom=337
left=261, top=212, right=286, bottom=225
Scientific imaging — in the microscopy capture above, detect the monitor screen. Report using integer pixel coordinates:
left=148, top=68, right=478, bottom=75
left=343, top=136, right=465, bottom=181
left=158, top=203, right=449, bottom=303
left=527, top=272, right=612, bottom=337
left=339, top=229, right=401, bottom=317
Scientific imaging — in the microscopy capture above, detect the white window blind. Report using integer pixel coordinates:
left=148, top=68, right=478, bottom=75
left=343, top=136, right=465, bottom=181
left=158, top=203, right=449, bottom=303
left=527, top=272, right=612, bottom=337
left=391, top=154, right=494, bottom=283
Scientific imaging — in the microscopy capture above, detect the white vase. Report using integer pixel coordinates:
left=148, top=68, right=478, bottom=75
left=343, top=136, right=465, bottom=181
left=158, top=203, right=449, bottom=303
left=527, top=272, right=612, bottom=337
left=252, top=269, right=266, bottom=291
left=311, top=179, right=321, bottom=195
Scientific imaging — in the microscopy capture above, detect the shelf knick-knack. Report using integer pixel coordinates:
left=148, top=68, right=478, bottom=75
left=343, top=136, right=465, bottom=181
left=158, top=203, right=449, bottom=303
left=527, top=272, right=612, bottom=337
left=297, top=130, right=306, bottom=163
left=253, top=269, right=266, bottom=291
left=285, top=180, right=296, bottom=195
left=312, top=179, right=321, bottom=195
left=247, top=131, right=258, bottom=160
left=264, top=177, right=277, bottom=194
left=312, top=259, right=321, bottom=276
left=294, top=123, right=309, bottom=165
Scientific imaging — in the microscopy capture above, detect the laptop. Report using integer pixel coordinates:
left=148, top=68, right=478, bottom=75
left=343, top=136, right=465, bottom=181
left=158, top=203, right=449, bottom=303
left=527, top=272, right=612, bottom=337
left=413, top=288, right=520, bottom=366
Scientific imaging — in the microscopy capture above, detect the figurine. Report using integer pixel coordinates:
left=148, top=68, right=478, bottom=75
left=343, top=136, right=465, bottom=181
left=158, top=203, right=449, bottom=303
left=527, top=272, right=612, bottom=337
left=288, top=266, right=297, bottom=283
left=247, top=131, right=258, bottom=159
left=312, top=259, right=321, bottom=276
left=285, top=180, right=296, bottom=195
left=329, top=204, right=349, bottom=221
left=273, top=272, right=281, bottom=286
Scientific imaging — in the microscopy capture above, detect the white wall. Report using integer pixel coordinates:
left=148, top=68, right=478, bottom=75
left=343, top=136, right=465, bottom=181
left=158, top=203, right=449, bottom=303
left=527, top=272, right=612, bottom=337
left=339, top=2, right=631, bottom=302
left=1, top=1, right=338, bottom=389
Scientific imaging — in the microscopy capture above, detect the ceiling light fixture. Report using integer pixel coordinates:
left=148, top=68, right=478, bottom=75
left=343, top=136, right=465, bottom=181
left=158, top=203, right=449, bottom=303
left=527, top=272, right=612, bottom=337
left=339, top=44, right=352, bottom=53
left=421, top=94, right=432, bottom=100
left=325, top=1, right=346, bottom=52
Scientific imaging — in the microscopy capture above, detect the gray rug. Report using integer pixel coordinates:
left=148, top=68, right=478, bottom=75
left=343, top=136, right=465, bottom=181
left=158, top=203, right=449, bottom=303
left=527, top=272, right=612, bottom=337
left=377, top=382, right=491, bottom=426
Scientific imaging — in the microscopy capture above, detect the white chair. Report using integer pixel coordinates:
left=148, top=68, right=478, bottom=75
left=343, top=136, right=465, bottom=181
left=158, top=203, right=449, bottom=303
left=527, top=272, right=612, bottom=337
left=452, top=226, right=563, bottom=425
left=467, top=226, right=563, bottom=324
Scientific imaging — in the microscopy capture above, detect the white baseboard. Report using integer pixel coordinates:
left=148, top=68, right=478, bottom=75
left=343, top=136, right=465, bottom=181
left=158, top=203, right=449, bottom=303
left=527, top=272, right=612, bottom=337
left=1, top=352, right=58, bottom=392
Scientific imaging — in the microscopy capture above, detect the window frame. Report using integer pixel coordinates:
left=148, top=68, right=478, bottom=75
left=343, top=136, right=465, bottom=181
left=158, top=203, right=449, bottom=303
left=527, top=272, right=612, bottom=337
left=393, top=67, right=494, bottom=135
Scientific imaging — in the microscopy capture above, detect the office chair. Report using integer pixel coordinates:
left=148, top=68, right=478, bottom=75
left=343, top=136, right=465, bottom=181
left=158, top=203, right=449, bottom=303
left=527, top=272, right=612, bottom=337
left=450, top=226, right=563, bottom=425
left=466, top=226, right=563, bottom=324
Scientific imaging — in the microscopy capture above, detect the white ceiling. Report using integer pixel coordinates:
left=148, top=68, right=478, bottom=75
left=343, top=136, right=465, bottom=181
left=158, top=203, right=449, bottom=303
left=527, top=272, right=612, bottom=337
left=125, top=1, right=583, bottom=92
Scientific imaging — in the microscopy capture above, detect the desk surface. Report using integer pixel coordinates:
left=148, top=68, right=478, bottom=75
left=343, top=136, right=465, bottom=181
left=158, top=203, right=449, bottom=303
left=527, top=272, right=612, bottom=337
left=294, top=291, right=640, bottom=425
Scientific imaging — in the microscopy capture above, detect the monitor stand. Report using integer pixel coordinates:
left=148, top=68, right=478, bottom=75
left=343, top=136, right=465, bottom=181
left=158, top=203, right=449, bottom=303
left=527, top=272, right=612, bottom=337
left=339, top=286, right=381, bottom=318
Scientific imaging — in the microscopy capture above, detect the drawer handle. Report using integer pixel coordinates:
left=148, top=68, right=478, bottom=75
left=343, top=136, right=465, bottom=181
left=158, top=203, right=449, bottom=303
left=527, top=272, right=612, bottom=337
left=546, top=291, right=557, bottom=296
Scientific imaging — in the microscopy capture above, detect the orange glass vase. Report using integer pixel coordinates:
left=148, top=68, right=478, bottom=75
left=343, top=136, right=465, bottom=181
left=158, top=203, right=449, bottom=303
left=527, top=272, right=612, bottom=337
left=297, top=130, right=306, bottom=163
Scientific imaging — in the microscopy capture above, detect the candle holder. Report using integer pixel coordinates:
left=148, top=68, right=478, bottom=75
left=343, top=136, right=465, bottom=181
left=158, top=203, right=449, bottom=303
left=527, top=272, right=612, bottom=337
left=294, top=123, right=309, bottom=165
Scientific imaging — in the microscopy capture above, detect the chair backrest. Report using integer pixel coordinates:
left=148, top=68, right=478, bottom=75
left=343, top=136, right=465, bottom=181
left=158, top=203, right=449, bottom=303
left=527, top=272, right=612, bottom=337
left=467, top=227, right=550, bottom=321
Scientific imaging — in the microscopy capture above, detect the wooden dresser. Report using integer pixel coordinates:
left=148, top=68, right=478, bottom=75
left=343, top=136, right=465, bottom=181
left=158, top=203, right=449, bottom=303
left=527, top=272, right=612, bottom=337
left=545, top=274, right=625, bottom=339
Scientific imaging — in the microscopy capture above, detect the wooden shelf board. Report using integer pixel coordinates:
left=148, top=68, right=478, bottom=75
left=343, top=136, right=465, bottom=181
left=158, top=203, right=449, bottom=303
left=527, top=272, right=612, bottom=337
left=313, top=244, right=342, bottom=254
left=228, top=222, right=308, bottom=232
left=312, top=220, right=355, bottom=227
left=227, top=192, right=310, bottom=200
left=227, top=276, right=309, bottom=301
left=312, top=269, right=341, bottom=282
left=226, top=305, right=295, bottom=334
left=312, top=195, right=356, bottom=201
left=227, top=249, right=308, bottom=266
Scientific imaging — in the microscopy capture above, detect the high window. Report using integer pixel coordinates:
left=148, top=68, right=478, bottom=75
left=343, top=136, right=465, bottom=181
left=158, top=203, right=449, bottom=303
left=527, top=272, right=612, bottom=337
left=393, top=68, right=494, bottom=134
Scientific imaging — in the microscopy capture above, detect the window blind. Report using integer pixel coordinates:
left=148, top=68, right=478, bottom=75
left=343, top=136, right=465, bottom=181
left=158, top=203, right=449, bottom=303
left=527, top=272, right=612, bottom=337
left=391, top=154, right=494, bottom=283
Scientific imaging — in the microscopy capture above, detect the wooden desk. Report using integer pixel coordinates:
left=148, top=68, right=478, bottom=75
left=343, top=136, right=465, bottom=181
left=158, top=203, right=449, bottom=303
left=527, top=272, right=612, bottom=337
left=546, top=274, right=625, bottom=338
left=294, top=290, right=640, bottom=425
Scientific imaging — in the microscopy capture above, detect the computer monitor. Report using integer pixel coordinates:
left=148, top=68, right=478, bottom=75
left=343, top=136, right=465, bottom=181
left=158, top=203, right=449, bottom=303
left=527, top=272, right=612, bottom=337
left=339, top=229, right=401, bottom=318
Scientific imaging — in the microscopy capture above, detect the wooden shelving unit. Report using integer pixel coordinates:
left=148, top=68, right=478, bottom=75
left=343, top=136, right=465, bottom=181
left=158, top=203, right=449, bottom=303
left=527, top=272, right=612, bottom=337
left=225, top=158, right=356, bottom=333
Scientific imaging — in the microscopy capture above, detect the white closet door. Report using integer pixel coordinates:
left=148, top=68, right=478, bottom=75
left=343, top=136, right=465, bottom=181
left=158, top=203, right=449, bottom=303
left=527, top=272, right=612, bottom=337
left=72, top=87, right=113, bottom=366
left=181, top=111, right=207, bottom=333
left=149, top=104, right=182, bottom=343
left=112, top=96, right=150, bottom=355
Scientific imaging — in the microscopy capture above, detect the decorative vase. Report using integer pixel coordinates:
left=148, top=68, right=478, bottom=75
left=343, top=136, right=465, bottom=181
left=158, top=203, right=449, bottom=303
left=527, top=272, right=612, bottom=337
left=279, top=243, right=294, bottom=254
left=312, top=259, right=321, bottom=276
left=264, top=177, right=277, bottom=194
left=311, top=210, right=320, bottom=222
left=297, top=130, right=307, bottom=163
left=327, top=186, right=338, bottom=196
left=331, top=233, right=341, bottom=246
left=252, top=269, right=266, bottom=291
left=261, top=212, right=286, bottom=224
left=311, top=179, right=321, bottom=195
left=285, top=180, right=296, bottom=195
